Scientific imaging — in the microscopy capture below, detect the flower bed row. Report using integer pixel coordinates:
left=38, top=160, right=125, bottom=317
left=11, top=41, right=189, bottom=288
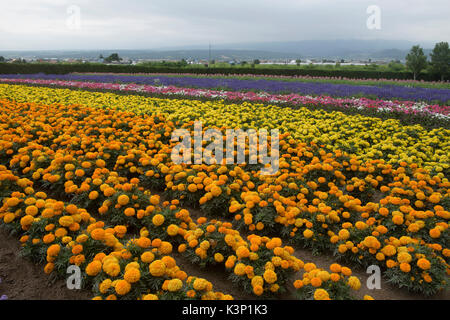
left=1, top=73, right=449, bottom=104
left=75, top=72, right=450, bottom=89
left=0, top=99, right=447, bottom=297
left=0, top=84, right=448, bottom=174
left=0, top=171, right=232, bottom=300
left=0, top=100, right=366, bottom=300
left=0, top=78, right=449, bottom=121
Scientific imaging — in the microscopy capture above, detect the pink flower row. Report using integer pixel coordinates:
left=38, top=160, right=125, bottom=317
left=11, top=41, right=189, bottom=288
left=1, top=77, right=448, bottom=118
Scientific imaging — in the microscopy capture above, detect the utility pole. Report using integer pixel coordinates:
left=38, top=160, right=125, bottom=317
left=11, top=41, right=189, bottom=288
left=208, top=42, right=211, bottom=67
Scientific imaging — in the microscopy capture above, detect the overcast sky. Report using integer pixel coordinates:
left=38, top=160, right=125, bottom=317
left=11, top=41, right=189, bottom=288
left=0, top=0, right=448, bottom=50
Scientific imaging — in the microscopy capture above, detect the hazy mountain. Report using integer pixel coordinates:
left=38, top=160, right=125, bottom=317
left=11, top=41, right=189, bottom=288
left=157, top=39, right=435, bottom=59
left=0, top=49, right=299, bottom=61
left=0, top=40, right=437, bottom=61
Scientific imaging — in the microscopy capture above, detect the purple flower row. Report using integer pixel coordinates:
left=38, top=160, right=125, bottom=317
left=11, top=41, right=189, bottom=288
left=1, top=73, right=450, bottom=104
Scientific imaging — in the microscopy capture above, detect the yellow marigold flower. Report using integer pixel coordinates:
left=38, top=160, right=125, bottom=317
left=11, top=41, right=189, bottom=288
left=115, top=280, right=131, bottom=296
left=253, top=285, right=264, bottom=296
left=347, top=276, right=361, bottom=290
left=86, top=261, right=102, bottom=277
left=381, top=245, right=396, bottom=257
left=117, top=194, right=130, bottom=206
left=236, top=246, right=250, bottom=259
left=167, top=224, right=179, bottom=237
left=251, top=276, right=264, bottom=287
left=6, top=197, right=20, bottom=207
left=400, top=262, right=411, bottom=273
left=161, top=256, right=176, bottom=269
left=20, top=215, right=34, bottom=226
left=44, top=262, right=54, bottom=274
left=397, top=252, right=412, bottom=264
left=141, top=251, right=155, bottom=263
left=59, top=216, right=74, bottom=227
left=341, top=267, right=352, bottom=276
left=317, top=271, right=331, bottom=282
left=417, top=258, right=431, bottom=270
left=234, top=263, right=246, bottom=276
left=263, top=269, right=277, bottom=284
left=3, top=213, right=15, bottom=224
left=193, top=278, right=208, bottom=291
left=90, top=228, right=106, bottom=241
left=159, top=241, right=173, bottom=254
left=103, top=263, right=121, bottom=277
left=136, top=237, right=151, bottom=248
left=303, top=229, right=313, bottom=239
left=99, top=279, right=112, bottom=294
left=314, top=288, right=330, bottom=300
left=329, top=263, right=341, bottom=273
left=429, top=228, right=441, bottom=238
left=310, top=277, right=322, bottom=287
left=338, top=229, right=350, bottom=240
left=46, top=244, right=60, bottom=257
left=152, top=214, right=165, bottom=226
left=25, top=205, right=38, bottom=216
left=124, top=268, right=141, bottom=283
left=304, top=262, right=316, bottom=272
left=149, top=260, right=166, bottom=277
left=167, top=279, right=183, bottom=292
left=214, top=253, right=224, bottom=263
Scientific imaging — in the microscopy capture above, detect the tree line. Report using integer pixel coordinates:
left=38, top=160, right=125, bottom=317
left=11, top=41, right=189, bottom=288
left=406, top=42, right=449, bottom=80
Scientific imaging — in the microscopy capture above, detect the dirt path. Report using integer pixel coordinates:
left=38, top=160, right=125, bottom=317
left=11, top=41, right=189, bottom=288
left=0, top=230, right=91, bottom=300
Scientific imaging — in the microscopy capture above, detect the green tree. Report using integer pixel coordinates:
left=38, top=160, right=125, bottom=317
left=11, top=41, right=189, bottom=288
left=0, top=56, right=5, bottom=62
left=388, top=59, right=405, bottom=72
left=253, top=59, right=261, bottom=65
left=104, top=53, right=122, bottom=63
left=405, top=45, right=427, bottom=80
left=430, top=42, right=450, bottom=81
left=295, top=59, right=301, bottom=66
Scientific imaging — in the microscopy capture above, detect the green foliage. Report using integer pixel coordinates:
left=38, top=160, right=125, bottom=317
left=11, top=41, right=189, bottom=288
left=104, top=53, right=122, bottom=63
left=430, top=42, right=450, bottom=81
left=0, top=62, right=442, bottom=81
left=406, top=45, right=427, bottom=80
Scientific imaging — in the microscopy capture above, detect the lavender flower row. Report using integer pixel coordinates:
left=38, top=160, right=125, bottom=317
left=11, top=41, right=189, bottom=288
left=79, top=72, right=450, bottom=88
left=1, top=73, right=450, bottom=104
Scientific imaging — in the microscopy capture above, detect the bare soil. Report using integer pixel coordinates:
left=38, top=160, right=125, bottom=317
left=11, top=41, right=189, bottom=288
left=0, top=231, right=91, bottom=300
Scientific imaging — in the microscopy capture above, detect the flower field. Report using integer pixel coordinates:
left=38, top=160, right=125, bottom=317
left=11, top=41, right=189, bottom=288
left=2, top=73, right=450, bottom=104
left=1, top=78, right=449, bottom=124
left=0, top=80, right=448, bottom=300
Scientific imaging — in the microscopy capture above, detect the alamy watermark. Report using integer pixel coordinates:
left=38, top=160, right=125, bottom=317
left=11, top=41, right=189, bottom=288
left=366, top=5, right=381, bottom=30
left=66, top=265, right=81, bottom=289
left=366, top=265, right=381, bottom=290
left=171, top=121, right=280, bottom=175
left=66, top=5, right=81, bottom=30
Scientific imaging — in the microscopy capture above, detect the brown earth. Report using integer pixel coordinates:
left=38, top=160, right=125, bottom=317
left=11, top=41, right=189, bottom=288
left=1, top=196, right=448, bottom=300
left=0, top=231, right=91, bottom=300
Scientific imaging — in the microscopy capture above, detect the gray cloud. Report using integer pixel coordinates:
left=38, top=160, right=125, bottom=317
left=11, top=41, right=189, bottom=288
left=0, top=0, right=448, bottom=50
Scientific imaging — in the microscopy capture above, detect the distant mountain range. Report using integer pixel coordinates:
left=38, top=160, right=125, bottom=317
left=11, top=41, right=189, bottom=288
left=0, top=39, right=437, bottom=61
